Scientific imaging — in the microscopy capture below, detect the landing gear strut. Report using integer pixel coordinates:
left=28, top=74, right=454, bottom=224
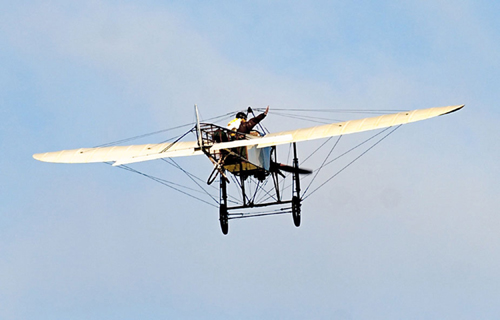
left=292, top=142, right=302, bottom=227
left=219, top=171, right=229, bottom=235
left=292, top=196, right=301, bottom=227
left=215, top=141, right=306, bottom=234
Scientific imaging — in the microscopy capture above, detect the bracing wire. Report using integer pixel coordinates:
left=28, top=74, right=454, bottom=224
left=255, top=177, right=274, bottom=204
left=302, top=125, right=402, bottom=200
left=162, top=158, right=219, bottom=205
left=94, top=123, right=194, bottom=148
left=258, top=107, right=410, bottom=128
left=250, top=179, right=261, bottom=204
left=229, top=174, right=244, bottom=203
left=159, top=127, right=195, bottom=153
left=301, top=136, right=333, bottom=164
left=94, top=111, right=236, bottom=148
left=270, top=111, right=343, bottom=124
left=280, top=144, right=293, bottom=193
left=301, top=135, right=342, bottom=199
left=97, top=107, right=404, bottom=210
left=268, top=126, right=401, bottom=202
left=160, top=159, right=239, bottom=204
left=109, top=163, right=218, bottom=208
left=321, top=127, right=394, bottom=168
left=268, top=108, right=407, bottom=114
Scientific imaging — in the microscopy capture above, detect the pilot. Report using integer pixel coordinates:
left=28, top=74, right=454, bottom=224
left=227, top=106, right=269, bottom=134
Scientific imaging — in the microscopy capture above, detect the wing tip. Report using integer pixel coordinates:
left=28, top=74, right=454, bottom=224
left=33, top=153, right=45, bottom=161
left=440, top=104, right=465, bottom=116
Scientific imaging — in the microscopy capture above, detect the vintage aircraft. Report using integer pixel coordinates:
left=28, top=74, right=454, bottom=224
left=33, top=104, right=463, bottom=234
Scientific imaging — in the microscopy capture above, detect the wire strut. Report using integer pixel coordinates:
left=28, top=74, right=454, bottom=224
left=302, top=125, right=402, bottom=200
left=111, top=163, right=218, bottom=208
left=301, top=135, right=342, bottom=199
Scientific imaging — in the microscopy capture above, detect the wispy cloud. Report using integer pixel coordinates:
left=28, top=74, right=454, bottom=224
left=1, top=1, right=499, bottom=319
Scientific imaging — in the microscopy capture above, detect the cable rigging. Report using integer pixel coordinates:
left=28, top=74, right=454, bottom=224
left=97, top=106, right=405, bottom=210
left=109, top=163, right=218, bottom=208
left=302, top=125, right=402, bottom=200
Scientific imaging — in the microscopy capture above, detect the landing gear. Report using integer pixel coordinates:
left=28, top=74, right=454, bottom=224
left=219, top=203, right=228, bottom=235
left=215, top=140, right=306, bottom=234
left=219, top=170, right=229, bottom=235
left=292, top=142, right=302, bottom=228
left=292, top=196, right=301, bottom=227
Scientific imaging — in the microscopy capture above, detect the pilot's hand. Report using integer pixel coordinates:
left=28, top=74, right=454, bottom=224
left=264, top=106, right=269, bottom=115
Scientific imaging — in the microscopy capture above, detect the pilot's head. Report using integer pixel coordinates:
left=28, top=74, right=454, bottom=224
left=236, top=112, right=247, bottom=121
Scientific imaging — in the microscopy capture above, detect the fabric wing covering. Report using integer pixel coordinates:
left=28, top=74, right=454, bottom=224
left=33, top=105, right=464, bottom=165
left=257, top=105, right=463, bottom=147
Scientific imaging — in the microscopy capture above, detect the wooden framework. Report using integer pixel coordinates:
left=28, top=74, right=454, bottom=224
left=197, top=123, right=302, bottom=235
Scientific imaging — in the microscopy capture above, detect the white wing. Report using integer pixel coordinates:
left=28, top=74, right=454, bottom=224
left=32, top=134, right=293, bottom=165
left=257, top=105, right=464, bottom=148
left=33, top=105, right=463, bottom=165
left=112, top=134, right=293, bottom=166
left=33, top=141, right=202, bottom=164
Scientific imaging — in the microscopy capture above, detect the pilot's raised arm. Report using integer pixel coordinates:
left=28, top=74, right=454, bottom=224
left=234, top=106, right=269, bottom=134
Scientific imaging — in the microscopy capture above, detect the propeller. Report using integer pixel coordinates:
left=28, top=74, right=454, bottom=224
left=270, top=161, right=312, bottom=175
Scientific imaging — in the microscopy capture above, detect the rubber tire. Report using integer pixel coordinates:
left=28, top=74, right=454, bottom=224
left=219, top=204, right=229, bottom=235
left=292, top=196, right=301, bottom=227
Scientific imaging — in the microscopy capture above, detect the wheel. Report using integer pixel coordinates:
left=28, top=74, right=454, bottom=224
left=219, top=204, right=229, bottom=235
left=292, top=196, right=301, bottom=227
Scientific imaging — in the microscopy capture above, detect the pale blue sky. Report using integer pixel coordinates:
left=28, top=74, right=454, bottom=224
left=1, top=1, right=499, bottom=319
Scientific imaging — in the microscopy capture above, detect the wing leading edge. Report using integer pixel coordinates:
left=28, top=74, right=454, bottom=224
left=33, top=141, right=202, bottom=164
left=257, top=105, right=464, bottom=148
left=33, top=105, right=463, bottom=165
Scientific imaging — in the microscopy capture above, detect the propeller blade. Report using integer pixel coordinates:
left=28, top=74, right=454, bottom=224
left=270, top=162, right=312, bottom=175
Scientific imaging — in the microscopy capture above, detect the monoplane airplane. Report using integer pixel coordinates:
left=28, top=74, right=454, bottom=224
left=33, top=105, right=463, bottom=234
